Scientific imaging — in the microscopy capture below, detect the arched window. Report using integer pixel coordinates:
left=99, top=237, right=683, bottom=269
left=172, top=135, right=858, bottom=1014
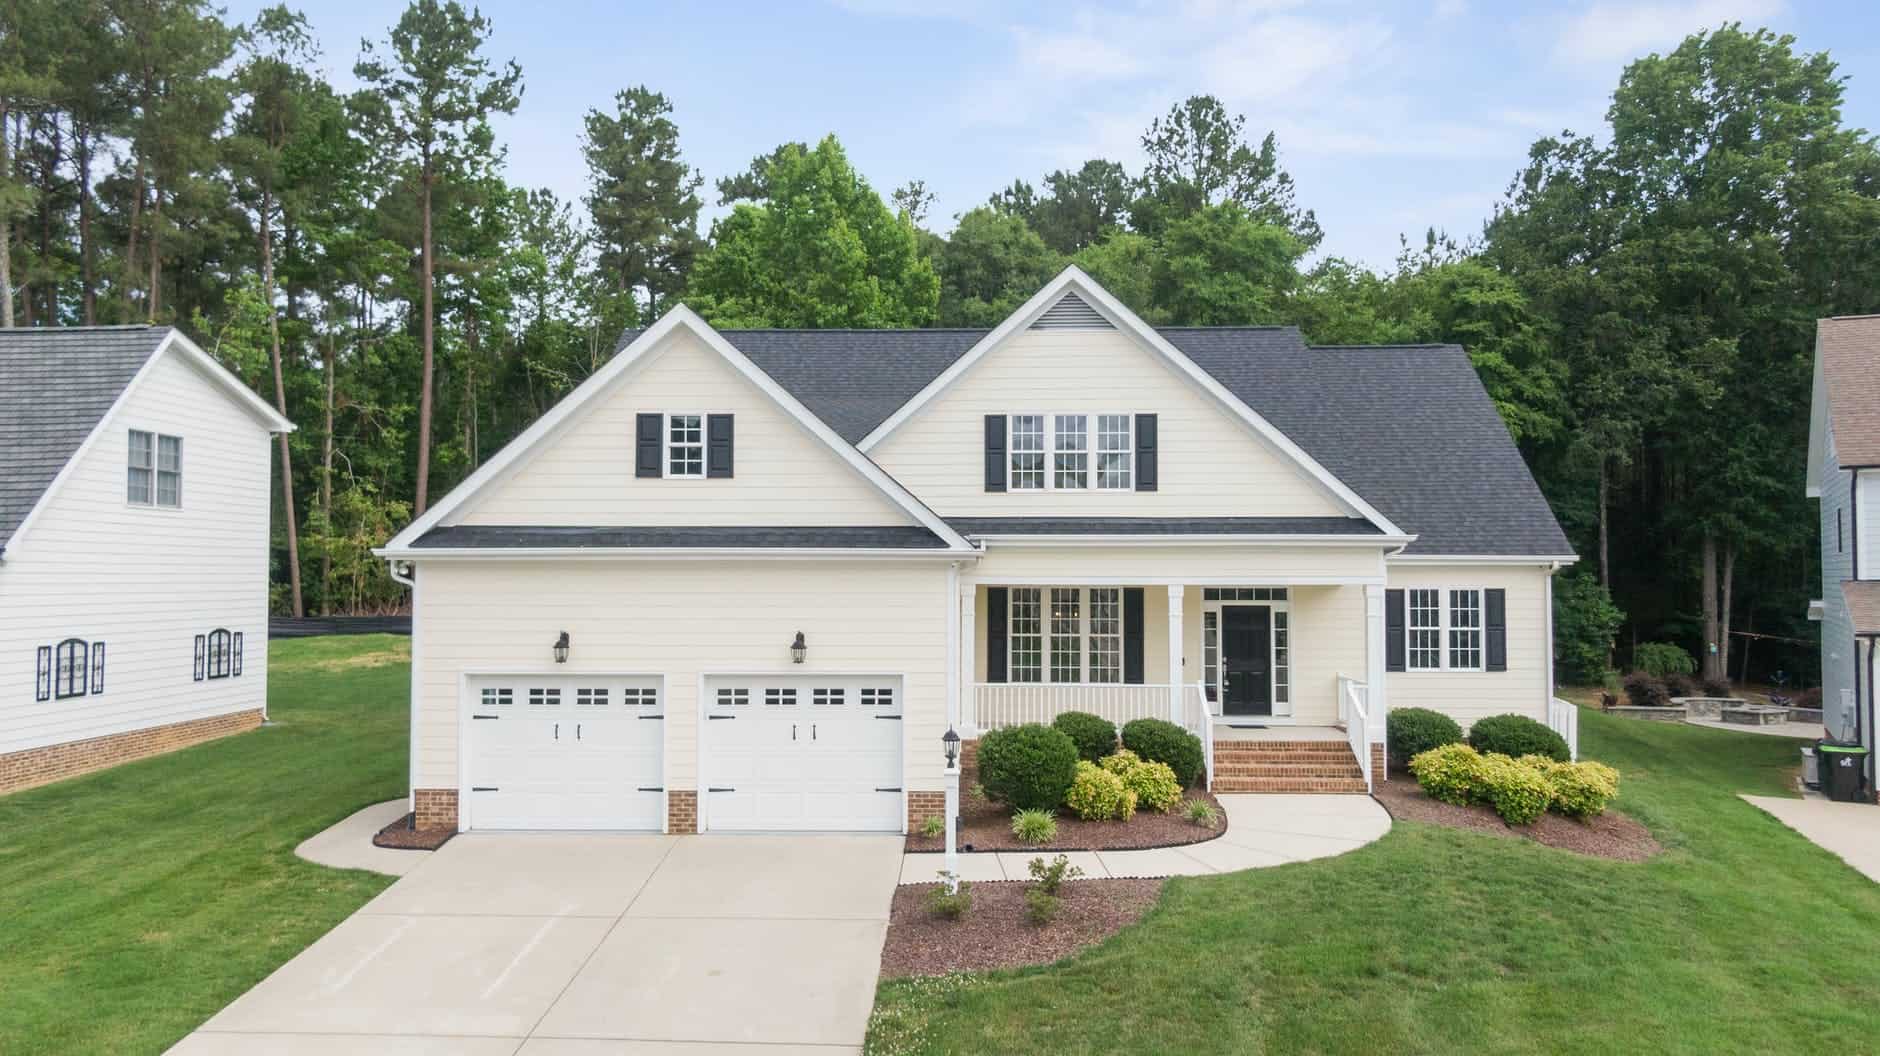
left=54, top=638, right=89, bottom=699
left=207, top=628, right=232, bottom=680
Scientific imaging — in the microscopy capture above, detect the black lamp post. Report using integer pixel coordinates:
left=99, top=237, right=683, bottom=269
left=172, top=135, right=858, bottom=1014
left=943, top=726, right=961, bottom=768
left=790, top=631, right=807, bottom=664
left=553, top=631, right=570, bottom=664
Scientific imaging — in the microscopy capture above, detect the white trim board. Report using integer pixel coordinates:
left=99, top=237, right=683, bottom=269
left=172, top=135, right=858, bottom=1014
left=381, top=306, right=975, bottom=555
left=856, top=266, right=1405, bottom=538
left=375, top=546, right=979, bottom=562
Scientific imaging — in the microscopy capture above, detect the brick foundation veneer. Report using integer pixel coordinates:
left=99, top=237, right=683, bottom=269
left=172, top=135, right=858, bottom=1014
left=667, top=789, right=698, bottom=834
left=1372, top=743, right=1386, bottom=782
left=0, top=708, right=264, bottom=796
left=907, top=791, right=947, bottom=831
left=413, top=788, right=459, bottom=831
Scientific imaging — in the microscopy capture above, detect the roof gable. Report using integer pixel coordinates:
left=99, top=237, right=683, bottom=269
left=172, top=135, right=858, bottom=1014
left=1811, top=316, right=1880, bottom=491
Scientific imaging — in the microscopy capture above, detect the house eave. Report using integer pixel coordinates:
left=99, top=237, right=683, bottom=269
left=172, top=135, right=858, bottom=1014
left=971, top=533, right=1416, bottom=549
left=374, top=546, right=981, bottom=563
left=1389, top=553, right=1581, bottom=565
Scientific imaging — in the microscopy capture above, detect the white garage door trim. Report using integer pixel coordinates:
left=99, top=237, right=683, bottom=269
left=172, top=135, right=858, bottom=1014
left=456, top=670, right=668, bottom=832
left=696, top=670, right=908, bottom=834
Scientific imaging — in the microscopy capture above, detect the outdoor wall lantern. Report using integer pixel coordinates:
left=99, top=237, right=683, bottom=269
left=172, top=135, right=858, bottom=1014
left=943, top=725, right=961, bottom=768
left=553, top=631, right=570, bottom=664
left=790, top=631, right=807, bottom=664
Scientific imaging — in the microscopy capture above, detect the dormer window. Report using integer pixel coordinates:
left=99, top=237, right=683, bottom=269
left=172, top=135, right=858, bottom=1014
left=1009, top=413, right=1134, bottom=491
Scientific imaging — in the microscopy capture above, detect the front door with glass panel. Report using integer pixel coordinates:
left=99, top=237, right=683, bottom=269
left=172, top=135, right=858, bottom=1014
left=1221, top=606, right=1273, bottom=716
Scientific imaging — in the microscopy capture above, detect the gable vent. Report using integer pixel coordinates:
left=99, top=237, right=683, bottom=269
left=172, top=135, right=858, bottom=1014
left=1030, top=292, right=1113, bottom=331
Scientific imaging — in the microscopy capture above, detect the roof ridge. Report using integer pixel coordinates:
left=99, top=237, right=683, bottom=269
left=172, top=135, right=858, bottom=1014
left=0, top=323, right=163, bottom=332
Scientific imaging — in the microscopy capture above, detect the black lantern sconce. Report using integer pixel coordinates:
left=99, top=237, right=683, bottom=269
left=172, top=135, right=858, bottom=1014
left=790, top=631, right=807, bottom=664
left=943, top=726, right=961, bottom=768
left=553, top=631, right=570, bottom=664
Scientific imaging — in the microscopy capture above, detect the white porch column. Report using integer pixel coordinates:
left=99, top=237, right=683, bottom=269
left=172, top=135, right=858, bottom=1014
left=958, top=580, right=976, bottom=735
left=1364, top=583, right=1389, bottom=741
left=1167, top=584, right=1185, bottom=721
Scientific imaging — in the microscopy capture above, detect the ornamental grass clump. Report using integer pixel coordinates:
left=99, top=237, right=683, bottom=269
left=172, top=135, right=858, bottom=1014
left=1183, top=798, right=1220, bottom=829
left=1065, top=760, right=1137, bottom=821
left=1011, top=807, right=1058, bottom=845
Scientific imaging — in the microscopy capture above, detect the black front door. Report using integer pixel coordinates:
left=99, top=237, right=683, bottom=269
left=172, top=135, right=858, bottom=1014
left=1221, top=606, right=1272, bottom=717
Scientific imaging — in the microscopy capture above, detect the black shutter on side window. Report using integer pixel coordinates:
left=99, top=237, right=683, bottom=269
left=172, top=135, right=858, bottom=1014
left=1485, top=589, right=1508, bottom=672
left=706, top=414, right=734, bottom=478
left=194, top=635, right=206, bottom=682
left=983, top=415, right=1007, bottom=492
left=91, top=643, right=105, bottom=694
left=634, top=413, right=662, bottom=478
left=1135, top=413, right=1158, bottom=491
left=1123, top=587, right=1145, bottom=684
left=986, top=587, right=1008, bottom=683
left=1386, top=589, right=1407, bottom=672
left=35, top=646, right=51, bottom=701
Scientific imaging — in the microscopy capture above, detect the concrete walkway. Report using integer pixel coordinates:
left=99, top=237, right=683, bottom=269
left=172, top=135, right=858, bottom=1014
left=171, top=833, right=903, bottom=1055
left=899, top=793, right=1391, bottom=884
left=1743, top=794, right=1880, bottom=883
left=295, top=799, right=428, bottom=877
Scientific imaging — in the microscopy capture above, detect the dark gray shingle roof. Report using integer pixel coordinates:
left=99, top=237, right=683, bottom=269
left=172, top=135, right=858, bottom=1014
left=0, top=326, right=171, bottom=552
left=413, top=525, right=949, bottom=549
left=947, top=516, right=1380, bottom=537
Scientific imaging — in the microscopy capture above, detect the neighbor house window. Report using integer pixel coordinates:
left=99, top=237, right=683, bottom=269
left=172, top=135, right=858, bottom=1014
left=1405, top=588, right=1484, bottom=671
left=1011, top=586, right=1125, bottom=684
left=54, top=638, right=88, bottom=698
left=1008, top=413, right=1138, bottom=490
left=665, top=414, right=704, bottom=477
left=206, top=628, right=232, bottom=679
left=128, top=430, right=182, bottom=506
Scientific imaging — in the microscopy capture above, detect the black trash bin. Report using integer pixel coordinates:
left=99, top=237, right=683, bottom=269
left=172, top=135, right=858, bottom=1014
left=1817, top=740, right=1871, bottom=803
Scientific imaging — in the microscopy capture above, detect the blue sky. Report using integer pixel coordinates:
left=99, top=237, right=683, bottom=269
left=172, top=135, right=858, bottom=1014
left=225, top=0, right=1880, bottom=271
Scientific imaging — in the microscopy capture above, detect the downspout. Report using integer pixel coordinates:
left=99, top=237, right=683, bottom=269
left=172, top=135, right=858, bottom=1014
left=386, top=558, right=417, bottom=818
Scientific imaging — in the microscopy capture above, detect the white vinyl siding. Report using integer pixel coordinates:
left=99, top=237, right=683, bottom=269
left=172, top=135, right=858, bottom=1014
left=0, top=349, right=272, bottom=755
left=454, top=329, right=916, bottom=527
left=872, top=327, right=1354, bottom=517
left=1387, top=564, right=1553, bottom=728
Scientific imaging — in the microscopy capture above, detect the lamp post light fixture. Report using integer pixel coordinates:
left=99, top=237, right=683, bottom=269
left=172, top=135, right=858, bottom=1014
left=552, top=631, right=570, bottom=664
left=942, top=725, right=962, bottom=891
left=790, top=631, right=807, bottom=664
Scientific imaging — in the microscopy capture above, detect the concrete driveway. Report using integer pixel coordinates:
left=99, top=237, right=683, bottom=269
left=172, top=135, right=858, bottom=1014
left=169, top=833, right=904, bottom=1055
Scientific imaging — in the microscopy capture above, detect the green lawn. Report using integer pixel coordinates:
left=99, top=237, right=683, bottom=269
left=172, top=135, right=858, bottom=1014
left=868, top=707, right=1880, bottom=1056
left=0, top=635, right=410, bottom=1055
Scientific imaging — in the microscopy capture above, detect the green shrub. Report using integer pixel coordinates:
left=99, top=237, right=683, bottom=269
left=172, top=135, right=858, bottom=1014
left=1701, top=677, right=1733, bottom=697
left=1010, top=807, right=1058, bottom=845
left=1409, top=743, right=1484, bottom=805
left=1183, top=798, right=1220, bottom=829
left=1664, top=672, right=1698, bottom=699
left=976, top=724, right=1079, bottom=810
left=918, top=815, right=944, bottom=839
left=1024, top=887, right=1061, bottom=925
left=1052, top=711, right=1118, bottom=762
left=1468, top=713, right=1570, bottom=762
left=1531, top=757, right=1620, bottom=818
left=1120, top=718, right=1205, bottom=787
left=1098, top=748, right=1140, bottom=774
left=1386, top=707, right=1464, bottom=768
left=1477, top=753, right=1552, bottom=824
left=1100, top=751, right=1183, bottom=812
left=927, top=876, right=972, bottom=919
left=1632, top=641, right=1696, bottom=677
left=1554, top=569, right=1624, bottom=684
left=1622, top=671, right=1669, bottom=707
left=1065, top=760, right=1137, bottom=820
left=1026, top=853, right=1084, bottom=895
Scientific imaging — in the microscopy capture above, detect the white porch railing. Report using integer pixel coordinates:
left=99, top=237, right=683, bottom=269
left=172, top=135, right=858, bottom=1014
left=1337, top=674, right=1374, bottom=792
left=1547, top=696, right=1580, bottom=760
left=972, top=683, right=1176, bottom=732
left=1182, top=681, right=1213, bottom=789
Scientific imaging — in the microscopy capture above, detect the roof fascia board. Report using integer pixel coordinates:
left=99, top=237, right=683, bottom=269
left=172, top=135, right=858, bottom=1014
left=971, top=533, right=1416, bottom=548
left=1389, top=553, right=1580, bottom=565
left=373, top=545, right=979, bottom=562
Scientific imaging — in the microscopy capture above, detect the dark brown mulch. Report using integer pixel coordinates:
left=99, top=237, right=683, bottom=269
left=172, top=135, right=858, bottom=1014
left=881, top=879, right=1164, bottom=978
left=371, top=813, right=456, bottom=851
left=1373, top=772, right=1661, bottom=861
left=904, top=761, right=1225, bottom=852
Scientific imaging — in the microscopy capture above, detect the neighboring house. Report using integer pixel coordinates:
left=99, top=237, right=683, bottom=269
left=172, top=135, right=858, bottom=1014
left=0, top=327, right=294, bottom=794
left=1806, top=314, right=1879, bottom=796
left=377, top=268, right=1575, bottom=835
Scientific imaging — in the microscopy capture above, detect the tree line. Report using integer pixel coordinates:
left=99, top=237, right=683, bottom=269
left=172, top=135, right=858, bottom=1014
left=2, top=5, right=1873, bottom=685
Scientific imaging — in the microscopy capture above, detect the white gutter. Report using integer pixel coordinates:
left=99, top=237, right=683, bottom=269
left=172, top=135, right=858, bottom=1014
left=969, top=533, right=1417, bottom=549
left=374, top=546, right=981, bottom=562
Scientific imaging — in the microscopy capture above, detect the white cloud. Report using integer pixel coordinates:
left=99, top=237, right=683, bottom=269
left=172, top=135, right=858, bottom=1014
left=1552, top=0, right=1786, bottom=66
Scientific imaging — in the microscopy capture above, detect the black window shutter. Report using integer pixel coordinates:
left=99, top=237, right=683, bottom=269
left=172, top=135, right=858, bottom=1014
left=35, top=646, right=51, bottom=702
left=634, top=413, right=662, bottom=478
left=194, top=635, right=206, bottom=682
left=1386, top=589, right=1407, bottom=672
left=983, top=415, right=1007, bottom=492
left=91, top=643, right=105, bottom=694
left=1485, top=589, right=1508, bottom=672
left=706, top=414, right=734, bottom=478
left=233, top=632, right=245, bottom=677
left=986, top=587, right=1008, bottom=683
left=1123, top=587, right=1145, bottom=684
left=1134, top=414, right=1158, bottom=491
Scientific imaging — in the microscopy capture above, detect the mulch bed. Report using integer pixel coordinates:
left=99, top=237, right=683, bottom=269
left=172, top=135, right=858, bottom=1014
left=881, top=879, right=1164, bottom=978
left=903, top=761, right=1225, bottom=852
left=371, top=813, right=456, bottom=851
left=1373, top=773, right=1661, bottom=861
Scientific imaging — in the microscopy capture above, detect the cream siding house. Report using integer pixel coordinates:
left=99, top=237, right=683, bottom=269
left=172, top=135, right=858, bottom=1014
left=0, top=327, right=294, bottom=794
left=380, top=268, right=1575, bottom=834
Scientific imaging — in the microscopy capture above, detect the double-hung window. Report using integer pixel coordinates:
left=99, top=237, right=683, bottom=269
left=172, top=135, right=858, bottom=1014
left=665, top=414, right=704, bottom=478
left=1406, top=588, right=1484, bottom=671
left=1009, top=415, right=1046, bottom=490
left=1009, top=414, right=1133, bottom=490
left=1052, top=415, right=1088, bottom=489
left=1095, top=414, right=1133, bottom=489
left=1010, top=586, right=1124, bottom=684
left=128, top=430, right=182, bottom=507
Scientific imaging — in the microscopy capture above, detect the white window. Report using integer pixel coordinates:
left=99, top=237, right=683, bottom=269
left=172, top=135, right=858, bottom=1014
left=128, top=430, right=182, bottom=506
left=1407, top=589, right=1443, bottom=670
left=1405, top=587, right=1484, bottom=671
left=1053, top=414, right=1088, bottom=490
left=666, top=414, right=704, bottom=477
left=1010, top=415, right=1046, bottom=490
left=128, top=430, right=153, bottom=504
left=157, top=435, right=182, bottom=506
left=1448, top=589, right=1483, bottom=671
left=1202, top=610, right=1219, bottom=700
left=1088, top=587, right=1122, bottom=683
left=1049, top=587, right=1082, bottom=681
left=1010, top=587, right=1044, bottom=681
left=1273, top=610, right=1290, bottom=703
left=1096, top=414, right=1132, bottom=489
left=1010, top=586, right=1127, bottom=684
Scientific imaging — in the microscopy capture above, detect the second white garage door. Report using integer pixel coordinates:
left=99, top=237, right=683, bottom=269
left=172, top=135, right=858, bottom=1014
left=701, top=675, right=904, bottom=832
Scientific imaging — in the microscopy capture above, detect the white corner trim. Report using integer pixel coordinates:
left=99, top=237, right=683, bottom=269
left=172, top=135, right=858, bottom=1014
left=855, top=265, right=1404, bottom=538
left=382, top=306, right=975, bottom=553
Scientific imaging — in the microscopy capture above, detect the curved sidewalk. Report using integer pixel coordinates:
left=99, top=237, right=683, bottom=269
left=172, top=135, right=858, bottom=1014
left=294, top=799, right=429, bottom=877
left=899, top=792, right=1391, bottom=884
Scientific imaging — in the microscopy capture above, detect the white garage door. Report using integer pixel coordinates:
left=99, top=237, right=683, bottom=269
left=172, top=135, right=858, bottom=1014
left=702, top=675, right=903, bottom=832
left=465, top=676, right=664, bottom=831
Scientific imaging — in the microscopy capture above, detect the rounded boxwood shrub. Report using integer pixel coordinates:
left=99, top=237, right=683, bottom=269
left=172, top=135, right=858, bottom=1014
left=1065, top=760, right=1136, bottom=820
left=1467, top=714, right=1570, bottom=762
left=1120, top=718, right=1205, bottom=787
left=1527, top=757, right=1620, bottom=819
left=1100, top=750, right=1182, bottom=812
left=1477, top=753, right=1552, bottom=825
left=976, top=723, right=1079, bottom=811
left=1052, top=711, right=1118, bottom=762
left=1386, top=707, right=1463, bottom=769
left=1409, top=743, right=1483, bottom=805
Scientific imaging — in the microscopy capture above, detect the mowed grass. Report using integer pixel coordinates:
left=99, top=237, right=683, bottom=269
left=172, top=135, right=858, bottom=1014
left=0, top=634, right=409, bottom=1055
left=868, top=707, right=1880, bottom=1055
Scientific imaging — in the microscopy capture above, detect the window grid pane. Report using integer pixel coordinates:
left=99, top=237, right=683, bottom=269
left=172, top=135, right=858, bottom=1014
left=1449, top=589, right=1483, bottom=670
left=1009, top=415, right=1045, bottom=490
left=1009, top=587, right=1043, bottom=682
left=128, top=430, right=154, bottom=504
left=1052, top=415, right=1088, bottom=490
left=1049, top=587, right=1082, bottom=683
left=1088, top=588, right=1121, bottom=683
left=156, top=435, right=182, bottom=506
left=1408, top=589, right=1442, bottom=670
left=667, top=414, right=703, bottom=476
left=1203, top=611, right=1219, bottom=702
left=1096, top=414, right=1132, bottom=489
left=1273, top=611, right=1290, bottom=703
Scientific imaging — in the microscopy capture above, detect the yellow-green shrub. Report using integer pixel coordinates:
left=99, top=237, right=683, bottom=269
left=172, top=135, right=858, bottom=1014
left=1065, top=760, right=1137, bottom=821
left=1097, top=750, right=1182, bottom=812
left=1409, top=743, right=1484, bottom=805
left=1533, top=758, right=1620, bottom=818
left=1476, top=753, right=1552, bottom=824
left=1099, top=749, right=1140, bottom=775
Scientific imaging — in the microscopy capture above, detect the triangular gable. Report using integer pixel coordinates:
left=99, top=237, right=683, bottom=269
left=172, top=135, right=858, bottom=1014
left=858, top=267, right=1405, bottom=537
left=382, top=307, right=974, bottom=553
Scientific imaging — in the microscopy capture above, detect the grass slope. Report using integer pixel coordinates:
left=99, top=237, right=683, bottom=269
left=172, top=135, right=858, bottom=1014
left=868, top=708, right=1880, bottom=1056
left=0, top=635, right=409, bottom=1055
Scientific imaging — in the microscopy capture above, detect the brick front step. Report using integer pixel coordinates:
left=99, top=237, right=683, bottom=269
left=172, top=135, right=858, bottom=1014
left=1213, top=764, right=1365, bottom=779
left=1213, top=777, right=1369, bottom=793
left=1214, top=749, right=1357, bottom=763
left=1209, top=739, right=1366, bottom=792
